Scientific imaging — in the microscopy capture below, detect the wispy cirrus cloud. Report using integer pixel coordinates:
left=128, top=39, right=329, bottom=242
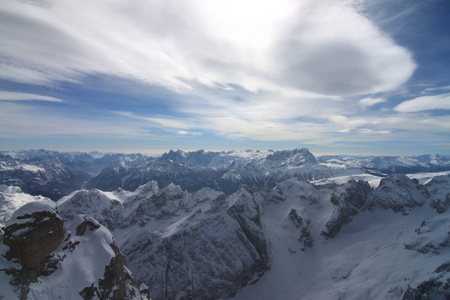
left=358, top=97, right=387, bottom=108
left=114, top=111, right=194, bottom=130
left=0, top=91, right=63, bottom=102
left=395, top=93, right=450, bottom=113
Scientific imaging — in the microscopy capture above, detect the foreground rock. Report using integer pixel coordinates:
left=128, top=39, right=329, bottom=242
left=0, top=201, right=143, bottom=299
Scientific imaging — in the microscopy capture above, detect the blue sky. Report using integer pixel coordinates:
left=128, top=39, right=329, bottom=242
left=0, top=0, right=449, bottom=156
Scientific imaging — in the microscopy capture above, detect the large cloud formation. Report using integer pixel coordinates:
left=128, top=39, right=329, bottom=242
left=5, top=0, right=443, bottom=153
left=0, top=0, right=415, bottom=96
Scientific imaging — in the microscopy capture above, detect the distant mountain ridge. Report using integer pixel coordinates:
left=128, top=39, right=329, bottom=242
left=1, top=148, right=450, bottom=201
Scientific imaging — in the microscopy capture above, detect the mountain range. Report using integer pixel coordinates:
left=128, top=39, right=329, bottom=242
left=2, top=148, right=449, bottom=200
left=1, top=148, right=449, bottom=299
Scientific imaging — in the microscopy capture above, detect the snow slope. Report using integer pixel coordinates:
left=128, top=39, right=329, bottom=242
left=234, top=176, right=450, bottom=300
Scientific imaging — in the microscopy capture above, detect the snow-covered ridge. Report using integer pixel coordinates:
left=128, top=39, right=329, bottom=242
left=56, top=181, right=269, bottom=299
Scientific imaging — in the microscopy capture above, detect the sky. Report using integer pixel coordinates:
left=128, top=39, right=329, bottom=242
left=0, top=0, right=449, bottom=156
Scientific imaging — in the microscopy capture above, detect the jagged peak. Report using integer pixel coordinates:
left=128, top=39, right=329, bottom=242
left=134, top=180, right=159, bottom=195
left=266, top=148, right=317, bottom=163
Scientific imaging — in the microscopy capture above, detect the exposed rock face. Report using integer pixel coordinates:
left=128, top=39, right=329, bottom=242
left=402, top=262, right=450, bottom=300
left=79, top=238, right=140, bottom=300
left=58, top=188, right=125, bottom=229
left=2, top=201, right=64, bottom=281
left=0, top=202, right=143, bottom=300
left=425, top=175, right=450, bottom=213
left=369, top=174, right=426, bottom=215
left=120, top=187, right=269, bottom=300
left=321, top=179, right=372, bottom=239
left=287, top=209, right=313, bottom=251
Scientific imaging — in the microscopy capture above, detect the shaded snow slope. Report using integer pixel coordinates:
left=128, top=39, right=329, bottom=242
left=234, top=176, right=450, bottom=300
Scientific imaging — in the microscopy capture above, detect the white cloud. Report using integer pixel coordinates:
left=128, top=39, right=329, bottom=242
left=114, top=111, right=193, bottom=130
left=359, top=97, right=386, bottom=107
left=394, top=93, right=450, bottom=113
left=423, top=85, right=450, bottom=93
left=0, top=91, right=63, bottom=102
left=177, top=130, right=203, bottom=136
left=0, top=0, right=415, bottom=97
left=339, top=128, right=390, bottom=134
left=1, top=0, right=435, bottom=151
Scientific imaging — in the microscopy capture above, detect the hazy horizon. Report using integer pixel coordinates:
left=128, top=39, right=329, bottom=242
left=1, top=147, right=449, bottom=158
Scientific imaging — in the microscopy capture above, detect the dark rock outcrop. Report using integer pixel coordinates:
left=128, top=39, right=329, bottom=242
left=402, top=262, right=450, bottom=299
left=321, top=179, right=372, bottom=239
left=3, top=201, right=64, bottom=281
left=288, top=208, right=313, bottom=251
left=79, top=240, right=141, bottom=300
left=0, top=202, right=143, bottom=299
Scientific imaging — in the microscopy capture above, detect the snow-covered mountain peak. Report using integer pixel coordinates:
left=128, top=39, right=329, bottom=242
left=266, top=148, right=317, bottom=164
left=133, top=180, right=159, bottom=195
left=159, top=149, right=221, bottom=167
left=269, top=178, right=318, bottom=202
left=369, top=173, right=427, bottom=214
